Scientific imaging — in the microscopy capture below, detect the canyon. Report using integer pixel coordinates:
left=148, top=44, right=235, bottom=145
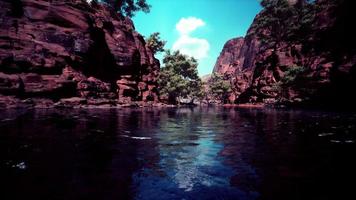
left=1, top=0, right=355, bottom=109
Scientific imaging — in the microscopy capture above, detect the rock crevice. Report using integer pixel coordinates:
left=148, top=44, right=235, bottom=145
left=0, top=0, right=159, bottom=107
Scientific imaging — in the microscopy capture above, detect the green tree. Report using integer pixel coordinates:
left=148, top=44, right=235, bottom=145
left=158, top=51, right=204, bottom=105
left=187, top=77, right=205, bottom=104
left=208, top=73, right=232, bottom=103
left=255, top=0, right=294, bottom=48
left=146, top=32, right=166, bottom=55
left=100, top=0, right=150, bottom=17
left=292, top=0, right=318, bottom=42
left=255, top=0, right=316, bottom=48
left=271, top=65, right=306, bottom=94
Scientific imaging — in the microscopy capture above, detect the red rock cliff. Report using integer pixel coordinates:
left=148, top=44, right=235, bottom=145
left=0, top=0, right=159, bottom=107
left=213, top=0, right=356, bottom=108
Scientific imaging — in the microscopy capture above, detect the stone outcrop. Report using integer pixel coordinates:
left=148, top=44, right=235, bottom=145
left=0, top=0, right=159, bottom=107
left=213, top=0, right=356, bottom=108
left=213, top=38, right=245, bottom=76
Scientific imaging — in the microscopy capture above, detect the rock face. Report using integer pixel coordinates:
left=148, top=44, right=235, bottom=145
left=213, top=38, right=245, bottom=76
left=0, top=0, right=159, bottom=107
left=213, top=0, right=356, bottom=108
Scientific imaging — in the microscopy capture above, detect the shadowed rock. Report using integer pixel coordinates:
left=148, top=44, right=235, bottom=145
left=213, top=0, right=356, bottom=108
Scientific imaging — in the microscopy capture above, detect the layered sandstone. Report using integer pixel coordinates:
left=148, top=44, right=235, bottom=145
left=0, top=0, right=159, bottom=108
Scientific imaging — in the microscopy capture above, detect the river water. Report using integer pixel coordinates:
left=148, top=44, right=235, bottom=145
left=0, top=107, right=355, bottom=200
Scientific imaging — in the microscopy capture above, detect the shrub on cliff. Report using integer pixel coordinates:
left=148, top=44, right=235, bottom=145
left=100, top=0, right=150, bottom=17
left=271, top=65, right=307, bottom=94
left=146, top=32, right=166, bottom=55
left=208, top=73, right=232, bottom=104
left=281, top=65, right=306, bottom=85
left=158, top=51, right=204, bottom=105
left=254, top=0, right=317, bottom=48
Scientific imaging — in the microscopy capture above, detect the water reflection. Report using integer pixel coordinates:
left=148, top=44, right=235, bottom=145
left=132, top=108, right=255, bottom=200
left=0, top=108, right=355, bottom=200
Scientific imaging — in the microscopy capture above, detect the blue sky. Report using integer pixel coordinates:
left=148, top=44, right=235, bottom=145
left=132, top=0, right=262, bottom=76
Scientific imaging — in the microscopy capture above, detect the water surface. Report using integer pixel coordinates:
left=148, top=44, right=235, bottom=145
left=0, top=107, right=355, bottom=200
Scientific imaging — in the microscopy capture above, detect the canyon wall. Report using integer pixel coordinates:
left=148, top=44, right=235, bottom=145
left=0, top=0, right=159, bottom=107
left=213, top=0, right=356, bottom=108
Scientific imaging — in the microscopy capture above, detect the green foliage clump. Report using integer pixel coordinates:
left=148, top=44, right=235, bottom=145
left=100, top=0, right=150, bottom=17
left=272, top=65, right=306, bottom=93
left=145, top=32, right=166, bottom=55
left=254, top=0, right=317, bottom=48
left=158, top=51, right=204, bottom=104
left=281, top=65, right=306, bottom=85
left=208, top=73, right=232, bottom=103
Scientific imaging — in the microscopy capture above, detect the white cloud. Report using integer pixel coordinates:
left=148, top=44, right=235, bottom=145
left=173, top=17, right=210, bottom=60
left=176, top=17, right=205, bottom=35
left=173, top=35, right=209, bottom=60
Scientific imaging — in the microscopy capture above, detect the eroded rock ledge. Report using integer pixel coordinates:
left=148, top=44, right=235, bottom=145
left=0, top=0, right=160, bottom=108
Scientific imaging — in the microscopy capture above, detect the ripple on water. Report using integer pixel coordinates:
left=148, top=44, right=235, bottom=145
left=318, top=132, right=336, bottom=137
left=1, top=108, right=355, bottom=200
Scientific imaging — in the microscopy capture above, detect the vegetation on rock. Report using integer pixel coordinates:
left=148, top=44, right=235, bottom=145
left=254, top=0, right=317, bottom=48
left=98, top=0, right=150, bottom=17
left=271, top=65, right=307, bottom=99
left=145, top=32, right=166, bottom=55
left=280, top=66, right=306, bottom=85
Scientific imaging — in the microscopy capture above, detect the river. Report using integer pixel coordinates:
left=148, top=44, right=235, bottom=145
left=0, top=107, right=355, bottom=200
